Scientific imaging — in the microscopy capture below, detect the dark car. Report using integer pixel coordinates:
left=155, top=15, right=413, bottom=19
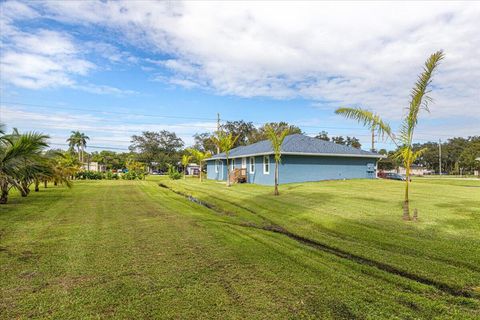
left=384, top=173, right=407, bottom=181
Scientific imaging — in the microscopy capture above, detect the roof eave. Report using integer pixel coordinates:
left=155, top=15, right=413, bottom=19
left=207, top=151, right=385, bottom=160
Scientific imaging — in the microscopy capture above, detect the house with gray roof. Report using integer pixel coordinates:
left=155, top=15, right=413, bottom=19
left=206, top=134, right=385, bottom=185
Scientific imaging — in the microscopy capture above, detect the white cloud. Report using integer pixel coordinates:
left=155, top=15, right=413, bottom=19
left=29, top=1, right=480, bottom=122
left=1, top=105, right=216, bottom=149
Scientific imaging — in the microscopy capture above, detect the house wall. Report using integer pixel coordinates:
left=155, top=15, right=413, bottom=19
left=207, top=155, right=377, bottom=185
left=278, top=155, right=377, bottom=184
left=206, top=159, right=227, bottom=181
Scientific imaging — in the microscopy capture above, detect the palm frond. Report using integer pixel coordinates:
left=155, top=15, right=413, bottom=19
left=335, top=107, right=394, bottom=142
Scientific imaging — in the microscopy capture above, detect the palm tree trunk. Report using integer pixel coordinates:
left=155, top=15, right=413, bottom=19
left=184, top=166, right=186, bottom=180
left=34, top=180, right=40, bottom=192
left=403, top=167, right=411, bottom=220
left=199, top=161, right=203, bottom=182
left=274, top=160, right=279, bottom=196
left=44, top=180, right=48, bottom=188
left=0, top=181, right=9, bottom=204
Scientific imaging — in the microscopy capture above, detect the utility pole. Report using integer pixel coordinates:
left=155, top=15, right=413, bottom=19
left=438, top=139, right=442, bottom=175
left=371, top=126, right=375, bottom=152
left=216, top=113, right=221, bottom=154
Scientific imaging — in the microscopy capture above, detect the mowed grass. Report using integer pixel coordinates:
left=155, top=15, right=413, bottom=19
left=0, top=179, right=478, bottom=319
left=157, top=176, right=480, bottom=295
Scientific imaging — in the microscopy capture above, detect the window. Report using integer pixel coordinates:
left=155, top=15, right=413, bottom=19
left=231, top=158, right=235, bottom=171
left=249, top=157, right=255, bottom=174
left=263, top=155, right=270, bottom=174
left=241, top=157, right=247, bottom=169
left=215, top=160, right=219, bottom=173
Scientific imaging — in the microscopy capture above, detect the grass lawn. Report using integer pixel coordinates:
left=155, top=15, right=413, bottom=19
left=1, top=178, right=479, bottom=319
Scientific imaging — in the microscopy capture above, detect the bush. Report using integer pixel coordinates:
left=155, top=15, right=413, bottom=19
left=168, top=165, right=182, bottom=180
left=76, top=171, right=104, bottom=180
left=105, top=171, right=119, bottom=180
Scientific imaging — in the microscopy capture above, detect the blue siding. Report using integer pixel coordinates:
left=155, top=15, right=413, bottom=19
left=206, top=159, right=227, bottom=181
left=279, top=155, right=376, bottom=184
left=207, top=155, right=377, bottom=185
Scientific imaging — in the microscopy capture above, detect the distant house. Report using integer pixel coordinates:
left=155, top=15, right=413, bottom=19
left=206, top=134, right=384, bottom=185
left=81, top=162, right=106, bottom=172
left=186, top=163, right=200, bottom=175
left=387, top=165, right=433, bottom=176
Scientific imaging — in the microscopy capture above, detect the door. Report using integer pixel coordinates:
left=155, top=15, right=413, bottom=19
left=241, top=157, right=247, bottom=169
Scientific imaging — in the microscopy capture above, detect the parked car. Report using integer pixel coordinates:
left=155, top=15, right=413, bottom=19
left=383, top=173, right=409, bottom=181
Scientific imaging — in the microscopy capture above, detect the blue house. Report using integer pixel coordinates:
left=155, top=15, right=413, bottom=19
left=206, top=134, right=384, bottom=185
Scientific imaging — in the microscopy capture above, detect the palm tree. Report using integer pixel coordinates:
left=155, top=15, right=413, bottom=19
left=211, top=131, right=239, bottom=187
left=67, top=131, right=89, bottom=163
left=264, top=124, right=291, bottom=196
left=78, top=132, right=89, bottom=163
left=189, top=149, right=212, bottom=182
left=67, top=131, right=81, bottom=161
left=335, top=108, right=393, bottom=152
left=181, top=154, right=192, bottom=180
left=0, top=128, right=49, bottom=204
left=334, top=50, right=444, bottom=220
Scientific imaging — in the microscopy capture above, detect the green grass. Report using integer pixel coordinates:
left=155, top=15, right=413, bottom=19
left=1, top=178, right=479, bottom=319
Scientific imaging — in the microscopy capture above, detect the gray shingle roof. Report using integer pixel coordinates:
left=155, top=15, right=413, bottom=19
left=208, top=134, right=384, bottom=159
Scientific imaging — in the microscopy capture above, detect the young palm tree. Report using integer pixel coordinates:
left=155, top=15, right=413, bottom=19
left=335, top=108, right=394, bottom=151
left=334, top=50, right=444, bottom=220
left=211, top=131, right=239, bottom=187
left=264, top=124, right=291, bottom=196
left=189, top=149, right=212, bottom=182
left=0, top=129, right=49, bottom=204
left=181, top=154, right=192, bottom=180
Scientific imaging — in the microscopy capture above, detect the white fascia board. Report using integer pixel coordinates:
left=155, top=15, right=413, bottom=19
left=207, top=152, right=385, bottom=160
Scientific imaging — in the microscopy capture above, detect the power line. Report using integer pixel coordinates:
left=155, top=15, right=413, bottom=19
left=2, top=100, right=469, bottom=140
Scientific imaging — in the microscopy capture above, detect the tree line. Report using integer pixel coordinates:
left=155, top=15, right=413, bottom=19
left=377, top=136, right=480, bottom=174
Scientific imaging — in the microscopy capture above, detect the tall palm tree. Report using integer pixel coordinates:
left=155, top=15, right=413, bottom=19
left=78, top=132, right=89, bottom=163
left=211, top=131, right=238, bottom=187
left=67, top=131, right=89, bottom=163
left=264, top=124, right=291, bottom=196
left=67, top=131, right=81, bottom=160
left=334, top=50, right=444, bottom=220
left=181, top=154, right=192, bottom=180
left=0, top=128, right=49, bottom=204
left=189, top=149, right=212, bottom=182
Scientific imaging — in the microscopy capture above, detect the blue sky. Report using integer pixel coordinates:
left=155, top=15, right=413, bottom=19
left=1, top=1, right=479, bottom=152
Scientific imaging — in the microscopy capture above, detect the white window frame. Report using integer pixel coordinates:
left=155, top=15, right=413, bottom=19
left=231, top=158, right=235, bottom=171
left=241, top=157, right=247, bottom=169
left=249, top=157, right=255, bottom=174
left=263, top=155, right=270, bottom=174
left=215, top=160, right=219, bottom=173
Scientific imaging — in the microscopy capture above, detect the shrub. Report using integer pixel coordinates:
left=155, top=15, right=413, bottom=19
left=76, top=171, right=104, bottom=180
left=167, top=165, right=182, bottom=180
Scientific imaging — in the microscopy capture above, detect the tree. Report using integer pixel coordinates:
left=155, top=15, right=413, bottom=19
left=221, top=120, right=256, bottom=147
left=334, top=50, right=444, bottom=220
left=0, top=127, right=50, bottom=204
left=346, top=136, right=362, bottom=149
left=189, top=149, right=212, bottom=182
left=181, top=154, right=191, bottom=180
left=315, top=131, right=330, bottom=141
left=67, top=131, right=89, bottom=163
left=211, top=131, right=238, bottom=187
left=193, top=132, right=217, bottom=154
left=331, top=136, right=346, bottom=145
left=264, top=124, right=291, bottom=196
left=130, top=131, right=184, bottom=171
left=459, top=140, right=480, bottom=173
left=249, top=122, right=302, bottom=143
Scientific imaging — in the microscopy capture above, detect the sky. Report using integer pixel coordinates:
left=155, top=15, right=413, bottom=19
left=1, top=0, right=479, bottom=152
